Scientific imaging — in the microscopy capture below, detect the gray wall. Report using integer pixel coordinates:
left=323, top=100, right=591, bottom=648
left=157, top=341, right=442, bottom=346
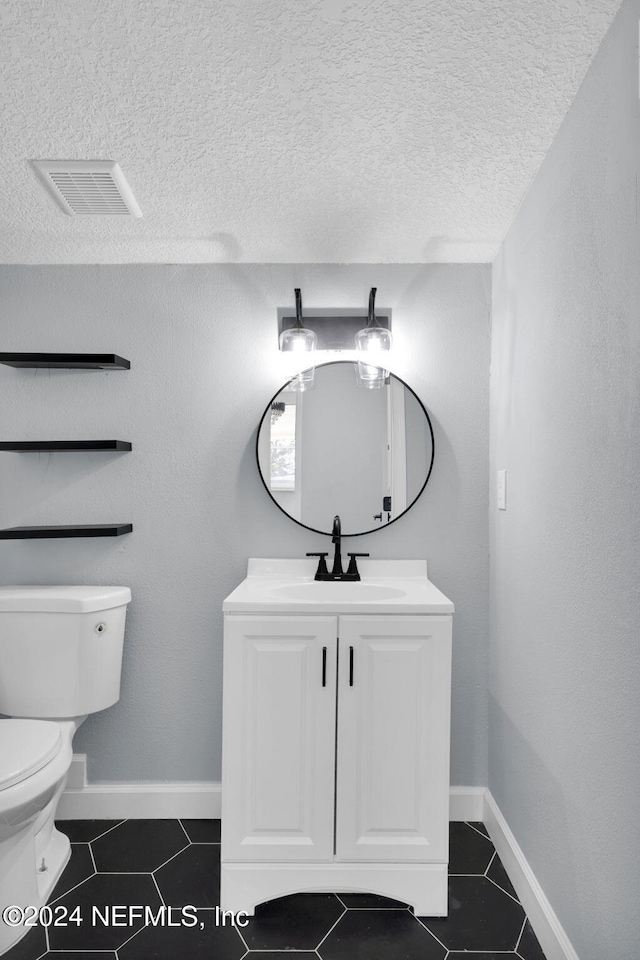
left=490, top=1, right=640, bottom=958
left=0, top=263, right=490, bottom=787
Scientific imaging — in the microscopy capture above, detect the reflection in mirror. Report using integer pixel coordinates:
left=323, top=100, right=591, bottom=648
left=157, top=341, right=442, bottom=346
left=269, top=401, right=296, bottom=492
left=256, top=362, right=434, bottom=537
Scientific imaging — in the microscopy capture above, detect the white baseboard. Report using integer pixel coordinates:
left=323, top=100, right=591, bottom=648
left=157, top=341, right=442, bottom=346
left=58, top=780, right=222, bottom=820
left=58, top=773, right=482, bottom=823
left=483, top=789, right=579, bottom=960
left=66, top=753, right=88, bottom=790
left=449, top=785, right=485, bottom=821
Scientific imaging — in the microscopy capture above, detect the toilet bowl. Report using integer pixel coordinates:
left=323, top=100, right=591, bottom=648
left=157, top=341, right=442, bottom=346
left=0, top=586, right=131, bottom=955
left=0, top=720, right=75, bottom=948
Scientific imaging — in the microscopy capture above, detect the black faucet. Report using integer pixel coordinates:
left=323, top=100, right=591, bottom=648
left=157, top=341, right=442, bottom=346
left=307, top=515, right=369, bottom=581
left=331, top=515, right=343, bottom=578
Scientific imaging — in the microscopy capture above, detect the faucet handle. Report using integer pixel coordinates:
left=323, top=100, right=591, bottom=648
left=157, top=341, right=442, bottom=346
left=306, top=552, right=330, bottom=580
left=346, top=552, right=369, bottom=579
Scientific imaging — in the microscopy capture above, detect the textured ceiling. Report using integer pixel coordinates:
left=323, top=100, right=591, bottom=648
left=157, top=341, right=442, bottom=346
left=0, top=0, right=622, bottom=264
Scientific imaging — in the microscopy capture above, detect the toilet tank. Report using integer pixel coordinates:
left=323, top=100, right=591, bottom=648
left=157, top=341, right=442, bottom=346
left=0, top=586, right=131, bottom=718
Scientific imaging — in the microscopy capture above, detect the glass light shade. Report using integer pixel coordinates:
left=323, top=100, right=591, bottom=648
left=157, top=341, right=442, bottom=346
left=355, top=361, right=387, bottom=389
left=279, top=326, right=317, bottom=353
left=355, top=325, right=392, bottom=354
left=289, top=366, right=315, bottom=391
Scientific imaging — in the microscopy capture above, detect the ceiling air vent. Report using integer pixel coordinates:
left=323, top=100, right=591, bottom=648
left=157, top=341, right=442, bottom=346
left=32, top=160, right=142, bottom=217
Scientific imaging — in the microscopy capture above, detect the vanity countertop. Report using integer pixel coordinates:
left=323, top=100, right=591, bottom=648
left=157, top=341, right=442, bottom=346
left=223, top=559, right=454, bottom=615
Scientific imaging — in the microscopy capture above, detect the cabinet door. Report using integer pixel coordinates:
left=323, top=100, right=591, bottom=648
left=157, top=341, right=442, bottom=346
left=222, top=615, right=337, bottom=862
left=336, top=615, right=452, bottom=862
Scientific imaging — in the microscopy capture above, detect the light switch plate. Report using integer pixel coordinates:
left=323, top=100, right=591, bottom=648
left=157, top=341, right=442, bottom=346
left=497, top=470, right=507, bottom=510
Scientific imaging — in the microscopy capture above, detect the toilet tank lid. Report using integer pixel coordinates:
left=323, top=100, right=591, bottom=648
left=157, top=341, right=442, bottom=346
left=0, top=585, right=131, bottom=613
left=0, top=720, right=62, bottom=790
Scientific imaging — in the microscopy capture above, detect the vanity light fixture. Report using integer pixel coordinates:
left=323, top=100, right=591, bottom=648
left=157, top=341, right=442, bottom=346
left=355, top=287, right=392, bottom=389
left=279, top=288, right=317, bottom=391
left=277, top=288, right=393, bottom=390
left=278, top=289, right=391, bottom=352
left=279, top=289, right=317, bottom=355
left=355, top=288, right=393, bottom=353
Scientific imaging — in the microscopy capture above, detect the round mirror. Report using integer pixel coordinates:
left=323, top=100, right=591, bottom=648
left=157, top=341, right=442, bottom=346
left=256, top=361, right=434, bottom=537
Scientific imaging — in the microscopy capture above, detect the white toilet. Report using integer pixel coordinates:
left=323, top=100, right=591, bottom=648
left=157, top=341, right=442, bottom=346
left=0, top=585, right=131, bottom=955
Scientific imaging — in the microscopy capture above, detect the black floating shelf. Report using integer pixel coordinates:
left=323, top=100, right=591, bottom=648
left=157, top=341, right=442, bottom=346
left=0, top=353, right=130, bottom=369
left=0, top=524, right=133, bottom=540
left=0, top=440, right=132, bottom=452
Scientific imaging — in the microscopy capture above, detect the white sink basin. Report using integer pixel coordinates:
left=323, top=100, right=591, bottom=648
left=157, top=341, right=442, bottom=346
left=269, top=582, right=407, bottom=602
left=223, top=560, right=455, bottom=615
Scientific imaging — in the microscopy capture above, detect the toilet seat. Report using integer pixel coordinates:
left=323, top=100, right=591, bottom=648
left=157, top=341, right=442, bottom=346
left=0, top=719, right=62, bottom=790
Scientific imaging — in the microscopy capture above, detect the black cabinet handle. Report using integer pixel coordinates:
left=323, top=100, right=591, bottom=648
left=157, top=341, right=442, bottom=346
left=349, top=646, right=354, bottom=686
left=322, top=646, right=327, bottom=687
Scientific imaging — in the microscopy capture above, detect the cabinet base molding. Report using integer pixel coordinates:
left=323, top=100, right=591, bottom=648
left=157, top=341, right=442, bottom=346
left=220, top=861, right=448, bottom=917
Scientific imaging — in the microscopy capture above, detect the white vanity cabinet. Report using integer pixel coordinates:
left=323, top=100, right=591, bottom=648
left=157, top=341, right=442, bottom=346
left=220, top=560, right=453, bottom=917
left=222, top=615, right=338, bottom=863
left=335, top=615, right=451, bottom=865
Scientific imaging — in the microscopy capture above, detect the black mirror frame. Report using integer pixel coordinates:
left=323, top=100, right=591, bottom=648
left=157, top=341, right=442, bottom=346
left=255, top=361, right=435, bottom=538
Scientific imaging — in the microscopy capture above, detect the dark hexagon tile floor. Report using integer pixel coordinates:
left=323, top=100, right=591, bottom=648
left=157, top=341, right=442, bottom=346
left=32, top=955, right=116, bottom=960
left=154, top=841, right=221, bottom=907
left=241, top=893, right=344, bottom=951
left=336, top=891, right=408, bottom=908
left=243, top=954, right=318, bottom=960
left=48, top=841, right=95, bottom=901
left=181, top=818, right=221, bottom=843
left=117, top=910, right=246, bottom=960
left=56, top=820, right=125, bottom=843
left=487, top=847, right=519, bottom=900
left=90, top=819, right=189, bottom=873
left=448, top=820, right=495, bottom=873
left=448, top=954, right=521, bottom=959
left=1, top=819, right=548, bottom=960
left=47, top=873, right=163, bottom=951
left=319, top=908, right=446, bottom=960
left=518, top=918, right=549, bottom=960
left=420, top=875, right=526, bottom=952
